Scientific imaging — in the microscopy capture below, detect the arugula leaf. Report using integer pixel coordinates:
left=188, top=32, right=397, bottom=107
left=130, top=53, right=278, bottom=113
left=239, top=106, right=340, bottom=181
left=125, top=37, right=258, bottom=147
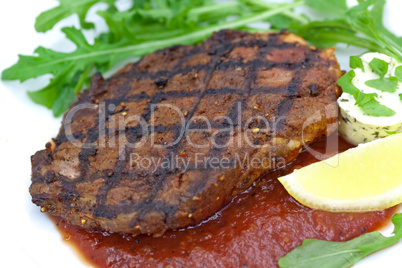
left=358, top=214, right=402, bottom=257
left=52, top=84, right=77, bottom=117
left=346, top=0, right=402, bottom=62
left=35, top=0, right=115, bottom=32
left=2, top=1, right=304, bottom=116
left=2, top=27, right=135, bottom=116
left=305, top=0, right=347, bottom=18
left=4, top=0, right=402, bottom=116
left=278, top=213, right=402, bottom=268
left=242, top=0, right=309, bottom=28
left=267, top=14, right=298, bottom=29
left=369, top=57, right=388, bottom=77
left=336, top=70, right=359, bottom=95
left=399, top=93, right=402, bottom=101
left=288, top=0, right=402, bottom=61
left=350, top=56, right=364, bottom=71
left=26, top=64, right=75, bottom=109
left=369, top=0, right=402, bottom=62
left=395, top=66, right=402, bottom=82
left=365, top=77, right=398, bottom=92
left=287, top=19, right=388, bottom=53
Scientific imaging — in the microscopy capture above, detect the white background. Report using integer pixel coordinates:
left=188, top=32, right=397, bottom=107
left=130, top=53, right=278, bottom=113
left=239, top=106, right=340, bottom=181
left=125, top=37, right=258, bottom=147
left=0, top=0, right=401, bottom=267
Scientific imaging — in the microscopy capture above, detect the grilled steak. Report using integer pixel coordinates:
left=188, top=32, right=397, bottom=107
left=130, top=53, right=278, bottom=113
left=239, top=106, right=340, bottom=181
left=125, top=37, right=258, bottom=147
left=30, top=30, right=342, bottom=236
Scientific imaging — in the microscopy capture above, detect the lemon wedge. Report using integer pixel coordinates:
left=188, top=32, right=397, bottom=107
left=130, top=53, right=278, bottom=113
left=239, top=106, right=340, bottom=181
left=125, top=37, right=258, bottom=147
left=278, top=133, right=402, bottom=212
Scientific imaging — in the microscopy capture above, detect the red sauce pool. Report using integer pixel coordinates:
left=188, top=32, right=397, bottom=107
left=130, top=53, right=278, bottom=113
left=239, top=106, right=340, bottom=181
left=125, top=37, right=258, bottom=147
left=50, top=134, right=397, bottom=267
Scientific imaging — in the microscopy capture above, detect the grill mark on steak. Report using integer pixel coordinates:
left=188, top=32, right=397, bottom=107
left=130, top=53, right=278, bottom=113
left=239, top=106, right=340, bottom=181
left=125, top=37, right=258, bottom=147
left=93, top=78, right=166, bottom=217
left=202, top=45, right=261, bottom=165
left=125, top=39, right=240, bottom=224
left=70, top=69, right=148, bottom=217
left=89, top=50, right=328, bottom=110
left=101, top=41, right=301, bottom=87
left=93, top=36, right=233, bottom=220
left=30, top=30, right=342, bottom=236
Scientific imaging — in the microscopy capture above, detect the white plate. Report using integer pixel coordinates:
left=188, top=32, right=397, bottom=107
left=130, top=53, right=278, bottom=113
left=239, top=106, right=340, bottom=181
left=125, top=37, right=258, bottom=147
left=0, top=1, right=401, bottom=267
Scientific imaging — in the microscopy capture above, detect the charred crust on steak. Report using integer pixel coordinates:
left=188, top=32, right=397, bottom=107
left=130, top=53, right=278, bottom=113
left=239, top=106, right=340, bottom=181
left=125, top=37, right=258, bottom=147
left=154, top=78, right=169, bottom=88
left=30, top=29, right=343, bottom=236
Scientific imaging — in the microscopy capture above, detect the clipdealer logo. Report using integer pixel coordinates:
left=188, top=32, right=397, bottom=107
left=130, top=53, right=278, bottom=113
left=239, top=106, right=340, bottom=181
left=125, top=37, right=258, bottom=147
left=63, top=100, right=339, bottom=172
left=129, top=152, right=286, bottom=173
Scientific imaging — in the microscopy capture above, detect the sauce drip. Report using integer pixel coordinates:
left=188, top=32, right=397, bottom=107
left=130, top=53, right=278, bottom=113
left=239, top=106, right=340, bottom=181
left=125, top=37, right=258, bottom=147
left=51, top=134, right=397, bottom=267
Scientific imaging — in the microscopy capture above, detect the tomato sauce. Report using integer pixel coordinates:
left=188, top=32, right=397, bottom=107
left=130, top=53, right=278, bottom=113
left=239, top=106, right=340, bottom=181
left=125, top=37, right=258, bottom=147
left=50, top=134, right=397, bottom=267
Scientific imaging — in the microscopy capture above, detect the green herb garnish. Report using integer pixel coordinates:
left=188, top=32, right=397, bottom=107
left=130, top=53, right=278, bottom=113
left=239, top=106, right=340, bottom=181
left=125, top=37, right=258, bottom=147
left=336, top=70, right=359, bottom=94
left=285, top=0, right=402, bottom=61
left=1, top=0, right=305, bottom=116
left=369, top=57, right=389, bottom=77
left=2, top=0, right=402, bottom=116
left=337, top=71, right=396, bottom=117
left=395, top=66, right=402, bottom=82
left=353, top=90, right=395, bottom=116
left=385, top=130, right=398, bottom=135
left=359, top=99, right=396, bottom=117
left=279, top=213, right=402, bottom=268
left=34, top=0, right=115, bottom=33
left=353, top=90, right=378, bottom=105
left=350, top=56, right=365, bottom=71
left=365, top=77, right=398, bottom=92
left=303, top=0, right=347, bottom=18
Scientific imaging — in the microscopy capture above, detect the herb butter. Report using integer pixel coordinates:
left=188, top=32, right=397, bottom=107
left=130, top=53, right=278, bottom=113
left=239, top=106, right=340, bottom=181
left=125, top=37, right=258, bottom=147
left=338, top=53, right=402, bottom=145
